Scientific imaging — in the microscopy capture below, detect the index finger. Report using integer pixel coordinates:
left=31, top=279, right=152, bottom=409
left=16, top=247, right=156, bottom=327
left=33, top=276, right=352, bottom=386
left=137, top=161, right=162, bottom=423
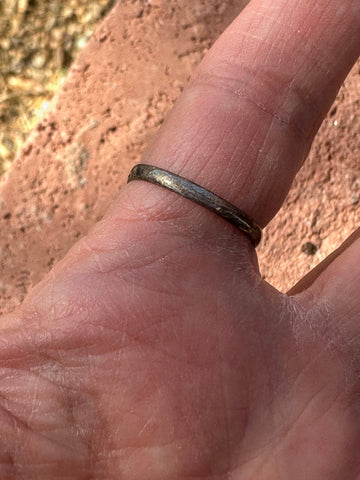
left=125, top=0, right=360, bottom=232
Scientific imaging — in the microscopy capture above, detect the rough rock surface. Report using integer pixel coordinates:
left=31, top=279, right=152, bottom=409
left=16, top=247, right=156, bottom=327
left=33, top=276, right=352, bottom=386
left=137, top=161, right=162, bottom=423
left=0, top=0, right=359, bottom=314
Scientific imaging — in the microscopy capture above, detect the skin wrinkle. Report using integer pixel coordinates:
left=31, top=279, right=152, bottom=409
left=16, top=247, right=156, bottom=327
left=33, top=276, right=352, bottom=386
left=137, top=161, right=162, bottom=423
left=118, top=182, right=227, bottom=229
left=128, top=190, right=197, bottom=223
left=100, top=389, right=181, bottom=475
left=211, top=114, right=254, bottom=196
left=284, top=380, right=341, bottom=442
left=15, top=361, right=90, bottom=425
left=287, top=371, right=351, bottom=441
left=81, top=237, right=109, bottom=275
left=183, top=111, right=225, bottom=179
left=208, top=13, right=354, bottom=141
left=23, top=371, right=41, bottom=426
left=272, top=394, right=356, bottom=477
left=33, top=281, right=83, bottom=328
left=284, top=345, right=330, bottom=397
left=322, top=11, right=360, bottom=66
left=163, top=124, right=196, bottom=171
left=303, top=296, right=359, bottom=368
left=91, top=244, right=172, bottom=279
left=38, top=282, right=127, bottom=338
left=144, top=312, right=253, bottom=476
left=101, top=216, right=255, bottom=287
left=216, top=423, right=273, bottom=480
left=153, top=86, right=262, bottom=215
left=190, top=70, right=315, bottom=143
left=0, top=391, right=80, bottom=460
left=127, top=267, right=187, bottom=300
left=217, top=330, right=235, bottom=475
left=138, top=308, right=220, bottom=365
left=2, top=320, right=118, bottom=370
left=172, top=130, right=211, bottom=180
left=195, top=128, right=234, bottom=193
left=21, top=356, right=113, bottom=476
left=284, top=1, right=321, bottom=50
left=122, top=414, right=181, bottom=453
left=180, top=472, right=232, bottom=480
left=162, top=96, right=217, bottom=170
left=239, top=381, right=352, bottom=478
left=142, top=98, right=224, bottom=182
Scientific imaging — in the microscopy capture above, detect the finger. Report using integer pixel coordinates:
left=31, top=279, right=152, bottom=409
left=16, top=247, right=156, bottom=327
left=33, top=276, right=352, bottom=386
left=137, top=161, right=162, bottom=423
left=290, top=231, right=360, bottom=355
left=288, top=228, right=360, bottom=295
left=123, top=0, right=360, bottom=232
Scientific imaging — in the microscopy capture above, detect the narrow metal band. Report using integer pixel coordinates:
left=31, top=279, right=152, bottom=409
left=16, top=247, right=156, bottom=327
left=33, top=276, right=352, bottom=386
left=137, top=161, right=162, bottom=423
left=127, top=164, right=262, bottom=247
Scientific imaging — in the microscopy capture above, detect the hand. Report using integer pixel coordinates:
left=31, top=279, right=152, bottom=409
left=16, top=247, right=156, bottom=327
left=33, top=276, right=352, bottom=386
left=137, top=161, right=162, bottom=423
left=1, top=0, right=359, bottom=478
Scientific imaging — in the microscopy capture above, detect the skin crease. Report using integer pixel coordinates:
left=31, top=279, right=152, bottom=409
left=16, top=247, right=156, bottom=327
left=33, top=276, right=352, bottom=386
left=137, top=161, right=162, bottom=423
left=0, top=0, right=360, bottom=478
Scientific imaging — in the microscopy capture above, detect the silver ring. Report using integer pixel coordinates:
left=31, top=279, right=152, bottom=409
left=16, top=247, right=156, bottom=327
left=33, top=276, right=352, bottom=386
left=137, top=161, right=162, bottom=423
left=127, top=164, right=262, bottom=247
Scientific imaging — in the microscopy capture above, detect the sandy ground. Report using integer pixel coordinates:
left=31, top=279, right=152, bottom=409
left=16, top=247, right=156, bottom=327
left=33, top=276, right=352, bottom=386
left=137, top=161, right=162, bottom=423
left=0, top=0, right=359, bottom=315
left=0, top=0, right=115, bottom=174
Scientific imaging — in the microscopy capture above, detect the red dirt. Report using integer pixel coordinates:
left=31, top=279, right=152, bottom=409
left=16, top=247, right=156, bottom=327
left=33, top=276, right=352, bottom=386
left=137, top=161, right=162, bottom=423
left=0, top=0, right=359, bottom=314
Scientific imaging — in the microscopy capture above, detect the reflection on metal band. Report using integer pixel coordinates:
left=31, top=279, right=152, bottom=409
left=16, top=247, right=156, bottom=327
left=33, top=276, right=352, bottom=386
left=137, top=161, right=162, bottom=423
left=128, top=163, right=262, bottom=247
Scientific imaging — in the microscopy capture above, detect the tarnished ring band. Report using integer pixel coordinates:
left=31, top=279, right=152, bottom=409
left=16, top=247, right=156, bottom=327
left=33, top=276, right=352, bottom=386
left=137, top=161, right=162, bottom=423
left=127, top=164, right=262, bottom=247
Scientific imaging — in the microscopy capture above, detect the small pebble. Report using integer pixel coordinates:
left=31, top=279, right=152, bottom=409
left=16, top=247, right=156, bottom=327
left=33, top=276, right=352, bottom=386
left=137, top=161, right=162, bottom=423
left=32, top=51, right=47, bottom=69
left=301, top=242, right=318, bottom=256
left=75, top=35, right=89, bottom=50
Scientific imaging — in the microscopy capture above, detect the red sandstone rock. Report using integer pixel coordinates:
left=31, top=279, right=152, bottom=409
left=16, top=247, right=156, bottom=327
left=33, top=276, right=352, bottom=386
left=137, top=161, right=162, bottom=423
left=0, top=0, right=359, bottom=314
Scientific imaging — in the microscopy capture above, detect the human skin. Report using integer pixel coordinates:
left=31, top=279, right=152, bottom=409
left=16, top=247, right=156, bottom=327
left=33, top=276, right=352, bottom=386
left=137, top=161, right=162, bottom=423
left=0, top=0, right=360, bottom=478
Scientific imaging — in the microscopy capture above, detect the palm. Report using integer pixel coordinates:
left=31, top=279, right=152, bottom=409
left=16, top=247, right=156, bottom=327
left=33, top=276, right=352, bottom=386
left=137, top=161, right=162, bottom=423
left=1, top=0, right=360, bottom=478
left=1, top=214, right=358, bottom=479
